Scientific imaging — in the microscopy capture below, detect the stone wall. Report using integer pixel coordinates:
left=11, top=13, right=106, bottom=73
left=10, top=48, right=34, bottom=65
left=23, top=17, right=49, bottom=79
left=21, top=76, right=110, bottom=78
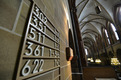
left=0, top=0, right=73, bottom=80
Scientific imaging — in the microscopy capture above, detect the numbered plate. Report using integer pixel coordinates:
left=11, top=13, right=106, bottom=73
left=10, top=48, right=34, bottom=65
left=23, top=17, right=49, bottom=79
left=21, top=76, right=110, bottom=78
left=20, top=59, right=60, bottom=77
left=24, top=41, right=60, bottom=57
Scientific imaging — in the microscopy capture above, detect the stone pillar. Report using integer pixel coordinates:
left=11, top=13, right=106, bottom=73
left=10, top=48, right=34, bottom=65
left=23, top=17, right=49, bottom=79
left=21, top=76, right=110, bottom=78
left=69, top=0, right=87, bottom=67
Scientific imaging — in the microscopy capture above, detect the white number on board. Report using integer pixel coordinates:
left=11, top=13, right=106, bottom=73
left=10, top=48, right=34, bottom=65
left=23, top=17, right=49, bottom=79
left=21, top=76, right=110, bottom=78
left=33, top=59, right=39, bottom=73
left=38, top=21, right=43, bottom=31
left=39, top=59, right=44, bottom=72
left=44, top=17, right=47, bottom=24
left=33, top=59, right=44, bottom=73
left=25, top=42, right=33, bottom=56
left=41, top=46, right=44, bottom=56
left=29, top=27, right=36, bottom=40
left=32, top=16, right=38, bottom=27
left=55, top=51, right=59, bottom=57
left=37, top=32, right=41, bottom=42
left=22, top=60, right=31, bottom=76
left=34, top=45, right=40, bottom=56
left=34, top=6, right=39, bottom=16
left=55, top=59, right=60, bottom=66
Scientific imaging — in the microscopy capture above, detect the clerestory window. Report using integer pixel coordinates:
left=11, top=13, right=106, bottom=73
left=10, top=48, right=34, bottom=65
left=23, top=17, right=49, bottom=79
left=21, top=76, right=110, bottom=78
left=110, top=23, right=119, bottom=40
left=105, top=29, right=111, bottom=44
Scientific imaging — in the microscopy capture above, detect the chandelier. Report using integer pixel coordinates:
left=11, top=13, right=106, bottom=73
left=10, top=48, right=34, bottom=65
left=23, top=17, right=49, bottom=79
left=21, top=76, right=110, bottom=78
left=95, top=59, right=101, bottom=64
left=87, top=58, right=91, bottom=61
left=90, top=58, right=94, bottom=62
left=111, top=57, right=120, bottom=66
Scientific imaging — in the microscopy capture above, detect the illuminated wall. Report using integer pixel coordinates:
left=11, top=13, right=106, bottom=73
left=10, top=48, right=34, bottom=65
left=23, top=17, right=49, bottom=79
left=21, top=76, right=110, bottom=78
left=0, top=0, right=73, bottom=80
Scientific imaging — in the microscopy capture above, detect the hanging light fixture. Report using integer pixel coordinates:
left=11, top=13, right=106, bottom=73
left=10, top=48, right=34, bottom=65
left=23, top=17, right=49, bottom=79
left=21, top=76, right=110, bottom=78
left=87, top=58, right=91, bottom=61
left=90, top=58, right=94, bottom=62
left=95, top=59, right=101, bottom=64
left=111, top=56, right=120, bottom=66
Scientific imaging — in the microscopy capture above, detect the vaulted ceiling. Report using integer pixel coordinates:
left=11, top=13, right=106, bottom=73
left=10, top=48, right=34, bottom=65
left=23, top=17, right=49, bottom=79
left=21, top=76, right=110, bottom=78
left=76, top=0, right=120, bottom=50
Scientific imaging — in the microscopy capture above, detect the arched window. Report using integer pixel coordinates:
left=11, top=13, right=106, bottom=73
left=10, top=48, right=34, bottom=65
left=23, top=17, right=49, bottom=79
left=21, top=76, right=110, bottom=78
left=110, top=23, right=119, bottom=40
left=105, top=29, right=111, bottom=44
left=85, top=48, right=88, bottom=55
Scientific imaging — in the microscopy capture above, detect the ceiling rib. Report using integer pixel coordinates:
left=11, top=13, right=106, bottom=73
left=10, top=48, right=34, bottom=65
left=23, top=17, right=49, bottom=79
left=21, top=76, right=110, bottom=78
left=83, top=37, right=95, bottom=43
left=82, top=31, right=98, bottom=36
left=77, top=0, right=89, bottom=18
left=81, top=22, right=100, bottom=34
left=80, top=18, right=106, bottom=30
left=76, top=0, right=85, bottom=8
left=82, top=21, right=106, bottom=30
left=84, top=38, right=95, bottom=45
left=82, top=29, right=100, bottom=36
left=82, top=33, right=96, bottom=41
left=88, top=22, right=100, bottom=34
left=79, top=14, right=109, bottom=24
left=84, top=41, right=92, bottom=47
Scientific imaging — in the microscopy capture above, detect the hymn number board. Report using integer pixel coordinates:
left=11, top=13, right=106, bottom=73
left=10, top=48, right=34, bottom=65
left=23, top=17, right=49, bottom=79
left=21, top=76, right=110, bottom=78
left=17, top=3, right=60, bottom=79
